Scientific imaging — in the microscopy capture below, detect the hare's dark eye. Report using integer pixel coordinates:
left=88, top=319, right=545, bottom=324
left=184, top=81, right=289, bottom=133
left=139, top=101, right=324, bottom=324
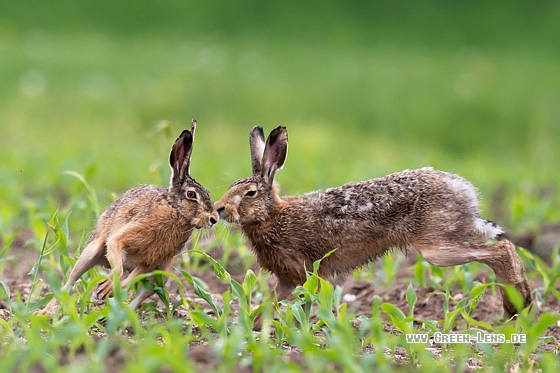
left=186, top=191, right=197, bottom=199
left=245, top=190, right=257, bottom=197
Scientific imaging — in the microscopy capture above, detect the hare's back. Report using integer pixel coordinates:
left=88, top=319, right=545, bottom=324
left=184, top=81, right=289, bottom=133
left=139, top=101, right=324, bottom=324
left=316, top=168, right=477, bottom=220
left=95, top=184, right=168, bottom=232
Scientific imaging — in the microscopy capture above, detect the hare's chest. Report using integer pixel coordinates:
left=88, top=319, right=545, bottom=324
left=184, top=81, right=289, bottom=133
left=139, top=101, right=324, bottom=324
left=243, top=229, right=307, bottom=284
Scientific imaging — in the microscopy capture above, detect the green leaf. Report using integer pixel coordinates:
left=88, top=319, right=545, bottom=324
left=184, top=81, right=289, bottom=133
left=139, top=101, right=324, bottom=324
left=58, top=211, right=71, bottom=257
left=0, top=279, right=10, bottom=299
left=312, top=248, right=337, bottom=273
left=527, top=312, right=560, bottom=337
left=381, top=302, right=412, bottom=333
left=238, top=269, right=257, bottom=307
left=303, top=272, right=319, bottom=294
left=381, top=303, right=406, bottom=325
left=63, top=170, right=99, bottom=217
left=545, top=272, right=560, bottom=296
left=188, top=249, right=231, bottom=282
left=460, top=310, right=494, bottom=331
left=442, top=308, right=463, bottom=334
left=467, top=283, right=489, bottom=299
left=442, top=288, right=450, bottom=315
left=405, top=283, right=417, bottom=318
left=289, top=302, right=308, bottom=328
left=502, top=284, right=524, bottom=312
left=242, top=269, right=257, bottom=296
left=381, top=302, right=406, bottom=322
left=413, top=259, right=426, bottom=287
left=178, top=269, right=219, bottom=316
left=230, top=279, right=246, bottom=301
left=190, top=309, right=219, bottom=330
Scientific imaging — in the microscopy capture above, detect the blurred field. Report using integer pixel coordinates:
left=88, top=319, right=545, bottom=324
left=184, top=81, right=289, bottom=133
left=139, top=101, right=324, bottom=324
left=2, top=1, right=559, bottom=192
left=1, top=1, right=560, bottom=371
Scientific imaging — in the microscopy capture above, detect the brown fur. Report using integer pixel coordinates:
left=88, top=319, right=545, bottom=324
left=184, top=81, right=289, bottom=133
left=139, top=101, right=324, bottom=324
left=215, top=126, right=532, bottom=327
left=42, top=120, right=218, bottom=314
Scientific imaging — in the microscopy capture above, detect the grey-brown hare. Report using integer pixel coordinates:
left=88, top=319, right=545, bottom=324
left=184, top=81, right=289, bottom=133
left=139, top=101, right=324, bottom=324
left=42, top=120, right=218, bottom=314
left=215, top=126, right=532, bottom=326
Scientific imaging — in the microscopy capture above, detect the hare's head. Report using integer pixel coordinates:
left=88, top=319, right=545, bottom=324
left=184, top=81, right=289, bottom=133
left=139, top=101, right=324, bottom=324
left=168, top=120, right=218, bottom=229
left=216, top=126, right=288, bottom=225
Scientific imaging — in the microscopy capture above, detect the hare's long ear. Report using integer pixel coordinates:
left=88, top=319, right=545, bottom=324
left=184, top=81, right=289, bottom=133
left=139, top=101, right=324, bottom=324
left=189, top=118, right=197, bottom=141
left=261, top=126, right=288, bottom=184
left=249, top=126, right=266, bottom=175
left=169, top=128, right=194, bottom=187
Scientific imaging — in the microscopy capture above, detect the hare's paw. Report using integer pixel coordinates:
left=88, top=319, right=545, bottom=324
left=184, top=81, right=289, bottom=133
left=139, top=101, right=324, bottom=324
left=94, top=279, right=114, bottom=301
left=252, top=312, right=263, bottom=331
left=39, top=298, right=60, bottom=315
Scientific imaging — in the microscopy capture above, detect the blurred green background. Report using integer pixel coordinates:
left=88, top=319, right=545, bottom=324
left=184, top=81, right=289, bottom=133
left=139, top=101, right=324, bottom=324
left=1, top=0, right=559, bottom=237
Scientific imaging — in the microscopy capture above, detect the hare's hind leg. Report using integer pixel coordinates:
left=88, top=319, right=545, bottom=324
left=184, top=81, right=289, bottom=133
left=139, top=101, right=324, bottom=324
left=478, top=241, right=532, bottom=317
left=41, top=238, right=107, bottom=314
left=415, top=240, right=532, bottom=317
left=64, top=238, right=108, bottom=289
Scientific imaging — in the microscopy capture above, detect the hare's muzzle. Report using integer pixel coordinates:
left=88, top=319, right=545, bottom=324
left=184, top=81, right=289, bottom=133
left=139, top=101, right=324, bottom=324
left=194, top=210, right=219, bottom=229
left=214, top=203, right=238, bottom=223
left=215, top=205, right=228, bottom=221
left=208, top=211, right=219, bottom=227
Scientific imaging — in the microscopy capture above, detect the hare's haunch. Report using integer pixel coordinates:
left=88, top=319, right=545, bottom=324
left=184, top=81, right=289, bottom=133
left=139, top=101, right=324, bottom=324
left=42, top=120, right=218, bottom=314
left=215, top=126, right=532, bottom=326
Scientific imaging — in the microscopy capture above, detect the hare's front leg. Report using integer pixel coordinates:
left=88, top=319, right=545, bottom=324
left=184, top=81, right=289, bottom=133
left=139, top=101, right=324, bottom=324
left=253, top=277, right=296, bottom=330
left=415, top=240, right=532, bottom=317
left=95, top=238, right=125, bottom=300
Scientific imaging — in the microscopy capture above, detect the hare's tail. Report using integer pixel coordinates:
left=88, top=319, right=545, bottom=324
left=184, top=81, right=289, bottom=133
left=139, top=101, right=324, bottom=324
left=475, top=216, right=504, bottom=241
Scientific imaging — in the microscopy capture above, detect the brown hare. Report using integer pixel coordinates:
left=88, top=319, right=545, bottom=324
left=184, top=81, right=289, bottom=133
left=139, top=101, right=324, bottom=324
left=215, top=126, right=532, bottom=326
left=42, top=120, right=218, bottom=314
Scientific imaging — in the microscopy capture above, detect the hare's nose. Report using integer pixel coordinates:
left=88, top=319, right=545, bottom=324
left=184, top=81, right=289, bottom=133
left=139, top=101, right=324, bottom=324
left=210, top=216, right=218, bottom=225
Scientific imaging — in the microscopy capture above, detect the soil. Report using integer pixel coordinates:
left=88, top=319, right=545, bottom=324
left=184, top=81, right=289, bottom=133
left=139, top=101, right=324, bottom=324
left=1, top=231, right=559, bottom=371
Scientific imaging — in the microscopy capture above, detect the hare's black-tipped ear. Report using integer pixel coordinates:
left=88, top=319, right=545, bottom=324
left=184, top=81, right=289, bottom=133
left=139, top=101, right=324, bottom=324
left=169, top=129, right=194, bottom=186
left=249, top=126, right=266, bottom=175
left=261, top=126, right=288, bottom=184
